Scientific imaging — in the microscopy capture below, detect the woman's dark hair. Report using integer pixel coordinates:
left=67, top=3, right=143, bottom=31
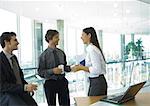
left=45, top=29, right=59, bottom=43
left=0, top=32, right=16, bottom=48
left=83, top=27, right=106, bottom=62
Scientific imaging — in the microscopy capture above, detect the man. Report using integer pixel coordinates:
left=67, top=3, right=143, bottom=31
left=0, top=32, right=38, bottom=106
left=38, top=29, right=71, bottom=106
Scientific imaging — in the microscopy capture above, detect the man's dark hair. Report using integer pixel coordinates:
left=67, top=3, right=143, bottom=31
left=45, top=29, right=59, bottom=43
left=0, top=32, right=16, bottom=48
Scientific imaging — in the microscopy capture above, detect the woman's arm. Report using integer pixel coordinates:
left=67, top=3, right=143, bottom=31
left=71, top=65, right=89, bottom=72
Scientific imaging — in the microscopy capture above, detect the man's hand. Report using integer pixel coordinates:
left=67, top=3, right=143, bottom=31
left=26, top=84, right=38, bottom=92
left=53, top=67, right=62, bottom=74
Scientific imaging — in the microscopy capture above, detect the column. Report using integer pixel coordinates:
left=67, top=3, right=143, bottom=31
left=120, top=34, right=125, bottom=61
left=98, top=30, right=103, bottom=49
left=57, top=20, right=64, bottom=50
left=120, top=34, right=126, bottom=86
left=131, top=33, right=134, bottom=42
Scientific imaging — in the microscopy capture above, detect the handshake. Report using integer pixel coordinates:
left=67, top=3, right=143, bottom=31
left=53, top=60, right=85, bottom=74
left=71, top=64, right=81, bottom=72
left=71, top=59, right=85, bottom=72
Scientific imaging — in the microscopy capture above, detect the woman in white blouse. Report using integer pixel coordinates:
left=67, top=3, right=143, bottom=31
left=72, top=27, right=107, bottom=96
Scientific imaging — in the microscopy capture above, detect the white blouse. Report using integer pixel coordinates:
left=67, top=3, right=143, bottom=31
left=85, top=43, right=106, bottom=78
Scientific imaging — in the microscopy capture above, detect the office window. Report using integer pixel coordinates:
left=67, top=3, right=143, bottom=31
left=34, top=22, right=43, bottom=66
left=125, top=34, right=132, bottom=45
left=19, top=16, right=34, bottom=69
left=103, top=33, right=121, bottom=62
left=64, top=27, right=84, bottom=64
left=64, top=26, right=87, bottom=97
left=65, top=27, right=77, bottom=57
left=0, top=8, right=17, bottom=52
left=76, top=29, right=85, bottom=55
left=135, top=35, right=150, bottom=58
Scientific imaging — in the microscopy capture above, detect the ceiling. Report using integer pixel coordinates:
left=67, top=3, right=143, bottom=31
left=0, top=0, right=150, bottom=34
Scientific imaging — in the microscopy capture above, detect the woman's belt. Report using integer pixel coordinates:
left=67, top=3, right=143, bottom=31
left=89, top=74, right=104, bottom=79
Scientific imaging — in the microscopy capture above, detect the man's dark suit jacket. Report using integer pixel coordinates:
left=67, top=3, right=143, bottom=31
left=0, top=51, right=37, bottom=105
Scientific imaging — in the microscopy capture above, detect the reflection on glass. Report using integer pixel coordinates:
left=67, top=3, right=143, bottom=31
left=20, top=16, right=34, bottom=69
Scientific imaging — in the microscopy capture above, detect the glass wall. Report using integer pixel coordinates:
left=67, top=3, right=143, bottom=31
left=34, top=22, right=43, bottom=66
left=0, top=8, right=17, bottom=52
left=19, top=16, right=34, bottom=68
left=0, top=1, right=150, bottom=104
left=135, top=35, right=150, bottom=58
left=64, top=27, right=84, bottom=60
left=103, top=33, right=121, bottom=62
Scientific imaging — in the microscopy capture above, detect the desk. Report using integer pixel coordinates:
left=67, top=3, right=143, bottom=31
left=74, top=93, right=150, bottom=106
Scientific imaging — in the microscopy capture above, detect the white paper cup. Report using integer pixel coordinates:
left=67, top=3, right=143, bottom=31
left=58, top=64, right=64, bottom=74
